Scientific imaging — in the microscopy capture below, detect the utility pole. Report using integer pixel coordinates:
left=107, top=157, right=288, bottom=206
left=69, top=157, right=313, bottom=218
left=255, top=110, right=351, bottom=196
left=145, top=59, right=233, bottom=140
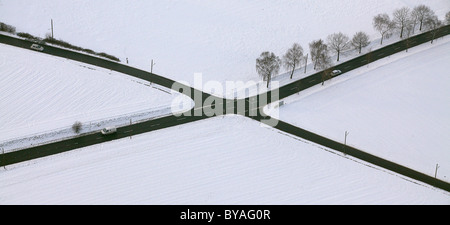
left=304, top=54, right=308, bottom=73
left=435, top=163, right=440, bottom=179
left=151, top=59, right=156, bottom=74
left=342, top=131, right=350, bottom=155
left=51, top=19, right=54, bottom=39
left=344, top=131, right=349, bottom=145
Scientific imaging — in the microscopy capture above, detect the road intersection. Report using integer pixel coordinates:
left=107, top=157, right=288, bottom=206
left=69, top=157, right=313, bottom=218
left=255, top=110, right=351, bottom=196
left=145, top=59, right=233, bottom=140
left=1, top=25, right=449, bottom=191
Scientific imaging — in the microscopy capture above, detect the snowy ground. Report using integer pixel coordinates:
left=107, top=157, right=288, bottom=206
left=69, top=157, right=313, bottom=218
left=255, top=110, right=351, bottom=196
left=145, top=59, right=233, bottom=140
left=1, top=0, right=448, bottom=88
left=0, top=115, right=448, bottom=204
left=1, top=1, right=449, bottom=205
left=0, top=43, right=191, bottom=152
left=266, top=35, right=450, bottom=183
left=224, top=32, right=427, bottom=99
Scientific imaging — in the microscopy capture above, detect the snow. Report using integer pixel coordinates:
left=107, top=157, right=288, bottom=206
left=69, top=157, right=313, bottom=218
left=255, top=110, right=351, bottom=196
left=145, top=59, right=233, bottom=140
left=0, top=115, right=448, bottom=204
left=0, top=43, right=191, bottom=152
left=226, top=31, right=424, bottom=99
left=0, top=0, right=448, bottom=87
left=0, top=0, right=449, bottom=205
left=266, top=35, right=450, bottom=183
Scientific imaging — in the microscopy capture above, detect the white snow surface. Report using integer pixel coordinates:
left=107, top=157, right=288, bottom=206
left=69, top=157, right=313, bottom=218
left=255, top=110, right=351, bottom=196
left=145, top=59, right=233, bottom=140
left=0, top=0, right=449, bottom=205
left=0, top=43, right=182, bottom=148
left=0, top=115, right=448, bottom=205
left=0, top=0, right=448, bottom=86
left=266, top=36, right=450, bottom=183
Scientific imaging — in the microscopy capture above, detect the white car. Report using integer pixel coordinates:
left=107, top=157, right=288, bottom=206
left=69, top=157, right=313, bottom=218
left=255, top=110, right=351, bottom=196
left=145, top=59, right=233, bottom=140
left=101, top=127, right=117, bottom=135
left=330, top=70, right=342, bottom=77
left=30, top=44, right=44, bottom=51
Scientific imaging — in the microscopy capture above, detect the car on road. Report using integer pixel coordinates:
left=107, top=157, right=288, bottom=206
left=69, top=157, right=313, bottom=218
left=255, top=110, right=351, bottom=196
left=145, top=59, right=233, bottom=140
left=101, top=126, right=117, bottom=135
left=30, top=44, right=44, bottom=51
left=330, top=70, right=342, bottom=77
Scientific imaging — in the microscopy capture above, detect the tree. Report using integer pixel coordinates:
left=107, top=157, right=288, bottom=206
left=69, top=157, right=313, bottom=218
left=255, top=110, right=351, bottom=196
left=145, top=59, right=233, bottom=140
left=312, top=42, right=333, bottom=85
left=327, top=32, right=350, bottom=61
left=446, top=11, right=450, bottom=25
left=72, top=121, right=82, bottom=134
left=393, top=7, right=411, bottom=38
left=320, top=64, right=334, bottom=85
left=412, top=5, right=433, bottom=31
left=315, top=52, right=332, bottom=72
left=282, top=43, right=303, bottom=79
left=309, top=39, right=328, bottom=70
left=404, top=19, right=415, bottom=52
left=373, top=13, right=395, bottom=45
left=256, top=51, right=281, bottom=88
left=423, top=15, right=442, bottom=44
left=0, top=22, right=16, bottom=34
left=351, top=31, right=370, bottom=54
left=409, top=9, right=420, bottom=34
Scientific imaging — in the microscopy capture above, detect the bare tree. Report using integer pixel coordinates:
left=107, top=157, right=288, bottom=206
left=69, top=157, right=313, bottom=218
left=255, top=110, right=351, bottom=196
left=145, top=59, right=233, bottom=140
left=423, top=15, right=442, bottom=44
left=309, top=39, right=328, bottom=70
left=314, top=44, right=333, bottom=85
left=445, top=12, right=450, bottom=25
left=282, top=43, right=304, bottom=79
left=256, top=52, right=281, bottom=88
left=404, top=19, right=415, bottom=52
left=445, top=11, right=450, bottom=25
left=316, top=52, right=332, bottom=71
left=393, top=7, right=411, bottom=38
left=409, top=9, right=420, bottom=34
left=373, top=13, right=395, bottom=45
left=412, top=5, right=433, bottom=31
left=321, top=66, right=334, bottom=86
left=351, top=31, right=370, bottom=54
left=72, top=121, right=82, bottom=134
left=327, top=32, right=350, bottom=61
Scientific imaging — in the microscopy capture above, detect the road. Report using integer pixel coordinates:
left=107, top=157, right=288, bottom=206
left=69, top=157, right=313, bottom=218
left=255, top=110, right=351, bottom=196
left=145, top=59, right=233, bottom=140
left=1, top=24, right=449, bottom=192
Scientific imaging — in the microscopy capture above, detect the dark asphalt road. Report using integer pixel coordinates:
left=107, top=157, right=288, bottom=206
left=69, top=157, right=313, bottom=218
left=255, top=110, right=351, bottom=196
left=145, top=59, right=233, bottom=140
left=1, top=24, right=449, bottom=192
left=258, top=117, right=450, bottom=192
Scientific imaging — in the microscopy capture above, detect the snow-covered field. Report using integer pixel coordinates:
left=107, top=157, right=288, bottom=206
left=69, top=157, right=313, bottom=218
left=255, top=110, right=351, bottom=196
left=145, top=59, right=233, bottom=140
left=1, top=115, right=448, bottom=204
left=1, top=0, right=448, bottom=86
left=1, top=1, right=449, bottom=205
left=267, top=35, right=450, bottom=183
left=0, top=43, right=185, bottom=151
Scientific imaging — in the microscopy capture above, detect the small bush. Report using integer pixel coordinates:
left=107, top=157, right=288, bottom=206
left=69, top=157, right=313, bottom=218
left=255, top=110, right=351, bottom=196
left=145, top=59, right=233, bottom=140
left=97, top=52, right=121, bottom=62
left=44, top=37, right=81, bottom=50
left=17, top=32, right=35, bottom=39
left=43, top=37, right=120, bottom=62
left=82, top=49, right=96, bottom=54
left=17, top=32, right=44, bottom=43
left=0, top=22, right=16, bottom=34
left=72, top=121, right=82, bottom=134
left=10, top=21, right=121, bottom=63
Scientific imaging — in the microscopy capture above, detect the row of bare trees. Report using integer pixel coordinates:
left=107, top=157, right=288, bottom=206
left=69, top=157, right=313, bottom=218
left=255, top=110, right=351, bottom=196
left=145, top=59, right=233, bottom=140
left=256, top=30, right=370, bottom=88
left=256, top=4, right=449, bottom=88
left=374, top=5, right=445, bottom=44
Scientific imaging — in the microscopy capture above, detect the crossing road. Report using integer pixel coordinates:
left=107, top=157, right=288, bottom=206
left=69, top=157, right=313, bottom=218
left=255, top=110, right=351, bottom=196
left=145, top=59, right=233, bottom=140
left=1, top=24, right=449, bottom=192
